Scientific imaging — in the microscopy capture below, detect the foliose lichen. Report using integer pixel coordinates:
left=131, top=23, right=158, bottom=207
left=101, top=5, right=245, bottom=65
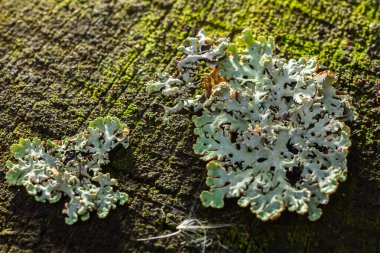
left=147, top=29, right=356, bottom=221
left=146, top=29, right=229, bottom=118
left=6, top=116, right=129, bottom=225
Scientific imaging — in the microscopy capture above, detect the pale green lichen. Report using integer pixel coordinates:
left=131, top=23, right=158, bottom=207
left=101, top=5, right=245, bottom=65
left=147, top=30, right=356, bottom=221
left=146, top=29, right=229, bottom=118
left=6, top=116, right=129, bottom=225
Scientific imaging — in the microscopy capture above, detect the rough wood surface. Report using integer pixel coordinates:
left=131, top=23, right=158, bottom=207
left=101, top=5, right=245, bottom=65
left=0, top=0, right=379, bottom=252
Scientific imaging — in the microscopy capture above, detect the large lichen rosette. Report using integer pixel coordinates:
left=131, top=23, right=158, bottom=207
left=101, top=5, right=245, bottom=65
left=147, top=30, right=356, bottom=221
left=6, top=116, right=130, bottom=225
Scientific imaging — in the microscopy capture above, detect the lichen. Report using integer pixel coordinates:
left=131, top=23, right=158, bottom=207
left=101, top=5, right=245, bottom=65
left=147, top=29, right=356, bottom=221
left=146, top=29, right=229, bottom=118
left=5, top=116, right=129, bottom=225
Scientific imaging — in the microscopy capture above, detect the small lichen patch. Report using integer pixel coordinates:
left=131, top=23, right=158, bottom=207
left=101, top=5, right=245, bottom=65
left=147, top=29, right=356, bottom=221
left=5, top=116, right=129, bottom=225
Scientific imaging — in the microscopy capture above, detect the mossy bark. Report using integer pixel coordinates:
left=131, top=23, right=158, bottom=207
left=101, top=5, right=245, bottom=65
left=0, top=0, right=379, bottom=252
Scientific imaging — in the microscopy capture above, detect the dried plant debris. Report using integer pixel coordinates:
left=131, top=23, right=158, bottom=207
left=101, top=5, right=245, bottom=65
left=6, top=117, right=129, bottom=225
left=147, top=29, right=356, bottom=221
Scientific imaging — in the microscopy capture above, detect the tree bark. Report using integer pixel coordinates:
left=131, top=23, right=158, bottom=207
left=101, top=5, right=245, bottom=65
left=0, top=0, right=379, bottom=252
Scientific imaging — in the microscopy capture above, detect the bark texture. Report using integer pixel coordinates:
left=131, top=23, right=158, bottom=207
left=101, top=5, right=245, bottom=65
left=0, top=0, right=379, bottom=252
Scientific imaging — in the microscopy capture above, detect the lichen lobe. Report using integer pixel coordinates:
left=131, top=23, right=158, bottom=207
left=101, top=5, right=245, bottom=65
left=6, top=116, right=130, bottom=225
left=147, top=29, right=356, bottom=221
